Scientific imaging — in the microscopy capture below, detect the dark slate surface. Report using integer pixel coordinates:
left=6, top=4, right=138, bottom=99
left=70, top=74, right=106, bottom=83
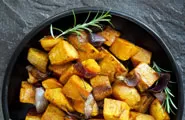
left=0, top=0, right=185, bottom=119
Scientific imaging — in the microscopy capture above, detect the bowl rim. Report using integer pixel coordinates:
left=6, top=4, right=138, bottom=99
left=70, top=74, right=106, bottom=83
left=2, top=7, right=184, bottom=120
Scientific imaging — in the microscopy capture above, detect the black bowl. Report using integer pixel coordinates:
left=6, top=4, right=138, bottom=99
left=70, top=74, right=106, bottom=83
left=2, top=7, right=184, bottom=120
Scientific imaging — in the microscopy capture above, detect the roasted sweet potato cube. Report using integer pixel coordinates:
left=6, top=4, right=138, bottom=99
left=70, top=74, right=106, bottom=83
left=64, top=116, right=78, bottom=120
left=99, top=48, right=128, bottom=83
left=73, top=100, right=84, bottom=114
left=73, top=100, right=98, bottom=116
left=41, top=104, right=66, bottom=120
left=130, top=63, right=159, bottom=91
left=42, top=78, right=63, bottom=89
left=98, top=26, right=120, bottom=46
left=131, top=47, right=152, bottom=67
left=150, top=99, right=170, bottom=120
left=68, top=32, right=104, bottom=61
left=78, top=43, right=104, bottom=61
left=68, top=31, right=89, bottom=47
left=132, top=93, right=154, bottom=113
left=48, top=62, right=71, bottom=77
left=129, top=112, right=155, bottom=120
left=27, top=72, right=38, bottom=84
left=27, top=48, right=48, bottom=73
left=60, top=59, right=100, bottom=84
left=59, top=65, right=78, bottom=84
left=81, top=59, right=101, bottom=75
left=89, top=118, right=104, bottom=120
left=62, top=75, right=92, bottom=101
left=26, top=116, right=41, bottom=120
left=25, top=108, right=42, bottom=120
left=49, top=40, right=78, bottom=65
left=20, top=81, right=35, bottom=104
left=90, top=75, right=112, bottom=101
left=40, top=36, right=62, bottom=51
left=112, top=80, right=140, bottom=107
left=103, top=98, right=130, bottom=120
left=129, top=63, right=159, bottom=92
left=109, top=38, right=139, bottom=61
left=44, top=88, right=74, bottom=112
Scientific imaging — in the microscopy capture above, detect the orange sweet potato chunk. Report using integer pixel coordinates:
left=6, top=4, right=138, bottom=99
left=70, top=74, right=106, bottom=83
left=112, top=80, right=140, bottom=107
left=48, top=63, right=71, bottom=77
left=59, top=65, right=78, bottom=85
left=131, top=47, right=152, bottom=67
left=49, top=40, right=78, bottom=65
left=62, top=75, right=92, bottom=101
left=41, top=104, right=66, bottom=120
left=129, top=112, right=155, bottom=120
left=98, top=26, right=120, bottom=46
left=42, top=78, right=63, bottom=89
left=99, top=48, right=128, bottom=83
left=44, top=88, right=74, bottom=112
left=40, top=36, right=63, bottom=51
left=129, top=63, right=159, bottom=92
left=59, top=59, right=100, bottom=84
left=68, top=32, right=104, bottom=61
left=73, top=100, right=98, bottom=116
left=109, top=38, right=139, bottom=61
left=27, top=48, right=48, bottom=73
left=90, top=75, right=112, bottom=101
left=20, top=81, right=35, bottom=104
left=150, top=99, right=170, bottom=120
left=103, top=98, right=130, bottom=120
left=25, top=108, right=42, bottom=120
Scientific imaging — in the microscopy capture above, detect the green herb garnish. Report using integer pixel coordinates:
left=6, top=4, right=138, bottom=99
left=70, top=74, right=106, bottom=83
left=152, top=61, right=177, bottom=114
left=50, top=10, right=112, bottom=39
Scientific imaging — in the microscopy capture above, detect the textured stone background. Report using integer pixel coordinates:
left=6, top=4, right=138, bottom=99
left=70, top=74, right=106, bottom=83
left=0, top=0, right=185, bottom=119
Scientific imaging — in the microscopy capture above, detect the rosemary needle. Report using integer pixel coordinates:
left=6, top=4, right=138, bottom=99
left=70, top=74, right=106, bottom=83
left=50, top=10, right=112, bottom=39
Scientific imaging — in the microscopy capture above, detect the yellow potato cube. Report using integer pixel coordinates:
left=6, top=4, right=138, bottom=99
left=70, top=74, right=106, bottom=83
left=90, top=75, right=112, bottom=101
left=19, top=81, right=35, bottom=104
left=42, top=78, right=63, bottom=89
left=98, top=26, right=120, bottom=46
left=27, top=48, right=48, bottom=73
left=150, top=99, right=170, bottom=120
left=62, top=75, right=92, bottom=101
left=48, top=62, right=71, bottom=77
left=99, top=48, right=128, bottom=83
left=49, top=40, right=78, bottom=65
left=109, top=38, right=139, bottom=61
left=40, top=36, right=62, bottom=51
left=131, top=47, right=152, bottom=67
left=130, top=112, right=155, bottom=120
left=129, top=63, right=159, bottom=92
left=44, top=88, right=74, bottom=112
left=41, top=104, right=66, bottom=120
left=103, top=98, right=130, bottom=120
left=112, top=80, right=140, bottom=107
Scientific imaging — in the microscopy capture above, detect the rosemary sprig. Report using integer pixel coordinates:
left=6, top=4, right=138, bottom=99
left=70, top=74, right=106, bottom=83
left=152, top=61, right=177, bottom=114
left=50, top=10, right=112, bottom=39
left=163, top=87, right=177, bottom=114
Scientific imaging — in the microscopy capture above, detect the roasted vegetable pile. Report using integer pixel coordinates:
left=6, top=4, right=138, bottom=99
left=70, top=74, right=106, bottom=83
left=19, top=12, right=176, bottom=120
